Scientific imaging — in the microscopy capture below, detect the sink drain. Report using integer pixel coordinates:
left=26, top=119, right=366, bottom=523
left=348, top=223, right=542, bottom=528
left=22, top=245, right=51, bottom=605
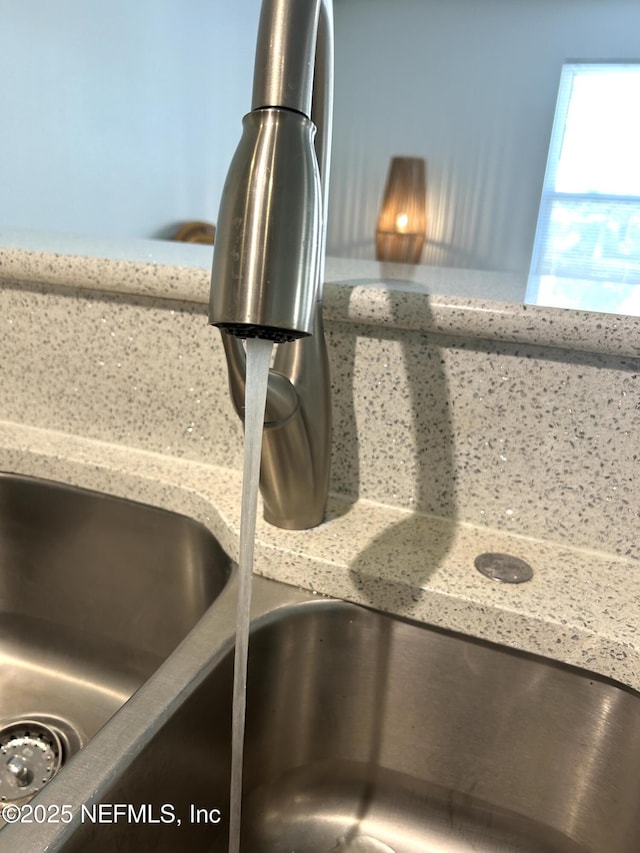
left=0, top=721, right=63, bottom=803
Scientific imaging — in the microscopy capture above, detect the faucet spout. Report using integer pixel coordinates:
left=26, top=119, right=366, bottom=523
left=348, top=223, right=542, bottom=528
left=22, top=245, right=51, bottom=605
left=209, top=0, right=333, bottom=529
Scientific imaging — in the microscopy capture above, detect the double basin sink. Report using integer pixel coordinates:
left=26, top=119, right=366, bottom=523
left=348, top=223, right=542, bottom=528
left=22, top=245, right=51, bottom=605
left=0, top=473, right=639, bottom=852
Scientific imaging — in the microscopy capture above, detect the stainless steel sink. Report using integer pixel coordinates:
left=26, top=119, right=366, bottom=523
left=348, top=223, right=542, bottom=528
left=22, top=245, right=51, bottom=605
left=0, top=472, right=230, bottom=799
left=20, top=577, right=640, bottom=853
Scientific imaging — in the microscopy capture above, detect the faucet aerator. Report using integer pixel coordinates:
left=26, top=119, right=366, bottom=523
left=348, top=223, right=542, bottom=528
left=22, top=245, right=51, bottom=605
left=215, top=324, right=305, bottom=345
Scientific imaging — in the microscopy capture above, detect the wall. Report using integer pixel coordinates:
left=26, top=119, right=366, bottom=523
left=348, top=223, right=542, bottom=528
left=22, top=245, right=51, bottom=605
left=0, top=0, right=259, bottom=238
left=331, top=0, right=640, bottom=273
left=3, top=0, right=640, bottom=276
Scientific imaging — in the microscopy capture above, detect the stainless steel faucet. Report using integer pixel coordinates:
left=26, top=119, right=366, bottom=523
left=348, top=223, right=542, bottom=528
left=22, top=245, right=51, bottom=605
left=209, top=0, right=333, bottom=530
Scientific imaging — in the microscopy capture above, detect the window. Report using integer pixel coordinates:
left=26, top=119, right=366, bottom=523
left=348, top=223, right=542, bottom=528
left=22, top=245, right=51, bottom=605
left=527, top=63, right=640, bottom=316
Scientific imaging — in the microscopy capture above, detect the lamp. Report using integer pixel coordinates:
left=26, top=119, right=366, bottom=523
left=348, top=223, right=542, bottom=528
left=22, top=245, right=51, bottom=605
left=376, top=156, right=427, bottom=264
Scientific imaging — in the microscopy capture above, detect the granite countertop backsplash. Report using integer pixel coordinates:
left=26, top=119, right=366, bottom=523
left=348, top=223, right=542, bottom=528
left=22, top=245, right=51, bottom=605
left=1, top=235, right=639, bottom=691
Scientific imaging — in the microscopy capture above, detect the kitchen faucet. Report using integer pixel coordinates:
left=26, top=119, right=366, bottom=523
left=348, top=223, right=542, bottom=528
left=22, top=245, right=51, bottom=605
left=209, top=0, right=333, bottom=530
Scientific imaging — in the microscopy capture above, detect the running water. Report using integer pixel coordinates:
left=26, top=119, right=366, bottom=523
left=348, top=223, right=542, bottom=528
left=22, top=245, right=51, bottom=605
left=228, top=336, right=273, bottom=853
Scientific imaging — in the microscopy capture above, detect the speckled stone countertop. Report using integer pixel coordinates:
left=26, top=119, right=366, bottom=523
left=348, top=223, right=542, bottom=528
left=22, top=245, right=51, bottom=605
left=1, top=230, right=638, bottom=357
left=1, top=416, right=638, bottom=693
left=1, top=232, right=639, bottom=693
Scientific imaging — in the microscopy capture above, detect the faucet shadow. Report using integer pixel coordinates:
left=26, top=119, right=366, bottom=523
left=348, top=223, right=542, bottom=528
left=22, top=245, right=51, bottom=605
left=327, top=285, right=458, bottom=610
left=321, top=286, right=458, bottom=839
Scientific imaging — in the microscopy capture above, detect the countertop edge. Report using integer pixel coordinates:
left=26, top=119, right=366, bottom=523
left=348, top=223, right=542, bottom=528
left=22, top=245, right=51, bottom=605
left=0, top=243, right=638, bottom=358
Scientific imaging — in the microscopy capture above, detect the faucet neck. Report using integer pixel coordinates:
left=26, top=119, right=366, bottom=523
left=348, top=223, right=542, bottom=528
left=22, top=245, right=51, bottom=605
left=252, top=0, right=333, bottom=291
left=251, top=0, right=331, bottom=118
left=210, top=0, right=335, bottom=528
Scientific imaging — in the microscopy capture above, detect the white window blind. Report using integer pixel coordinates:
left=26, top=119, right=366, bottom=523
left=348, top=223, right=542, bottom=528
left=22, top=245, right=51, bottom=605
left=527, top=63, right=640, bottom=316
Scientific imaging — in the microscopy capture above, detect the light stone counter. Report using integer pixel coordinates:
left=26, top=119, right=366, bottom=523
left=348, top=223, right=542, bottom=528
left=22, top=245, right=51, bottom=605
left=1, top=234, right=639, bottom=693
left=1, top=231, right=639, bottom=356
left=1, top=419, right=638, bottom=693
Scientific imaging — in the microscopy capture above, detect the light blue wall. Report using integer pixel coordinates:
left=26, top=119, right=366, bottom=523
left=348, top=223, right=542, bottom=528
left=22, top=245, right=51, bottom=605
left=0, top=0, right=259, bottom=238
left=331, top=0, right=640, bottom=272
left=2, top=0, right=639, bottom=273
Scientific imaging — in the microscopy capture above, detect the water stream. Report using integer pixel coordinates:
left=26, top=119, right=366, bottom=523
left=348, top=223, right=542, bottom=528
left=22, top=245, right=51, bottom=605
left=228, top=336, right=273, bottom=853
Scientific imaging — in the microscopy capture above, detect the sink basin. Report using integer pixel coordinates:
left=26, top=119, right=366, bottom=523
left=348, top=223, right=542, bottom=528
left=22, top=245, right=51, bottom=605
left=0, top=472, right=230, bottom=784
left=30, top=577, right=640, bottom=853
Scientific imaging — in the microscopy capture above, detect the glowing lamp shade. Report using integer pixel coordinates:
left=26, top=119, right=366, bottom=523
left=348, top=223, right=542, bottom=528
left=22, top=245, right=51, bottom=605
left=376, top=157, right=427, bottom=264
